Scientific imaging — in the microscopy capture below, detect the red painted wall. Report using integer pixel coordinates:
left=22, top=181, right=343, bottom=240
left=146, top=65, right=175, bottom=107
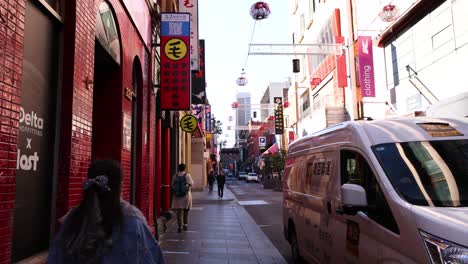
left=0, top=0, right=157, bottom=262
left=0, top=0, right=25, bottom=262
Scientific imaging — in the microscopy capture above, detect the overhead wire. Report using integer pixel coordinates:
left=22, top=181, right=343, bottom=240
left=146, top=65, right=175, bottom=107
left=242, top=19, right=258, bottom=73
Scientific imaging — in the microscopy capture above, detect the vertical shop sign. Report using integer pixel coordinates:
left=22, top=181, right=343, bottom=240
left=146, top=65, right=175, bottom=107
left=274, top=97, right=284, bottom=134
left=205, top=104, right=211, bottom=132
left=179, top=0, right=199, bottom=70
left=192, top=39, right=206, bottom=104
left=160, top=13, right=191, bottom=110
left=192, top=104, right=204, bottom=131
left=358, top=36, right=375, bottom=97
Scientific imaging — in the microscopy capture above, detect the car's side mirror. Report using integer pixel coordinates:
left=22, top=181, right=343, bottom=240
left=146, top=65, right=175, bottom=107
left=339, top=184, right=368, bottom=215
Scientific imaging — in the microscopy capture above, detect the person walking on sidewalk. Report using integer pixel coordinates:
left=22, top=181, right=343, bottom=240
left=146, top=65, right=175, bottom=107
left=207, top=169, right=215, bottom=192
left=47, top=159, right=165, bottom=264
left=217, top=170, right=226, bottom=199
left=171, top=163, right=194, bottom=233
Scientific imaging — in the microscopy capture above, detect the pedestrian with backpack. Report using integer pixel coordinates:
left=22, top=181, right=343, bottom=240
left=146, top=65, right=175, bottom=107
left=171, top=163, right=193, bottom=233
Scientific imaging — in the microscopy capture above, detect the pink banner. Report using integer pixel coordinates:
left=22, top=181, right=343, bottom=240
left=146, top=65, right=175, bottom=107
left=358, top=36, right=376, bottom=97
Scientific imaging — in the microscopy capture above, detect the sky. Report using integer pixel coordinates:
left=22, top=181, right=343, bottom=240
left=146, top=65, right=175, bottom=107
left=198, top=0, right=292, bottom=147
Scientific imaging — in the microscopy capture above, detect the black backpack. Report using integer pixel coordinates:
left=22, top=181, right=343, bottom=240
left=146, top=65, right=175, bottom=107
left=174, top=174, right=189, bottom=197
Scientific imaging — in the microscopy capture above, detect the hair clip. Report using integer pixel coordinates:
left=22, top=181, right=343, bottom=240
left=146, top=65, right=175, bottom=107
left=83, top=175, right=111, bottom=192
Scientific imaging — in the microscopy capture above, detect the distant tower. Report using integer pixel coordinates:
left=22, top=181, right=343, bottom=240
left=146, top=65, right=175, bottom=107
left=235, top=92, right=251, bottom=146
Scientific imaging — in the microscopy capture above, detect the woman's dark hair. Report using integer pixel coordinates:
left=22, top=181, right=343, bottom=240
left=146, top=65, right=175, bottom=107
left=59, top=159, right=124, bottom=263
left=178, top=163, right=186, bottom=172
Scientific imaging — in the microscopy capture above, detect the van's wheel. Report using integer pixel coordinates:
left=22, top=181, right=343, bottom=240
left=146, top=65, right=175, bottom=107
left=290, top=228, right=302, bottom=263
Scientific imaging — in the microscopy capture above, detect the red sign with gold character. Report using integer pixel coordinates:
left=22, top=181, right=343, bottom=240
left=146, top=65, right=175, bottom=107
left=160, top=13, right=191, bottom=110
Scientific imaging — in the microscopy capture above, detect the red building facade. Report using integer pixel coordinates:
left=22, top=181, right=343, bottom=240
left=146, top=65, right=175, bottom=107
left=0, top=0, right=170, bottom=263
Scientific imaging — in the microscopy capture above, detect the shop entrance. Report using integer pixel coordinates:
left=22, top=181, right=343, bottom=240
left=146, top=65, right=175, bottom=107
left=92, top=2, right=122, bottom=163
left=12, top=0, right=59, bottom=261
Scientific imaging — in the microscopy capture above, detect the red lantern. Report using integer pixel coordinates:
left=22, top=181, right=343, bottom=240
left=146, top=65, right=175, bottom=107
left=268, top=115, right=274, bottom=120
left=250, top=2, right=271, bottom=20
left=379, top=4, right=399, bottom=22
left=236, top=69, right=248, bottom=86
left=232, top=102, right=239, bottom=108
left=311, top=77, right=322, bottom=85
left=284, top=101, right=290, bottom=108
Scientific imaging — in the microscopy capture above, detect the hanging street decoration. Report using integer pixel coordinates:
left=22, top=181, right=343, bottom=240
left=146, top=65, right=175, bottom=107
left=379, top=4, right=399, bottom=22
left=236, top=69, right=248, bottom=86
left=250, top=2, right=271, bottom=20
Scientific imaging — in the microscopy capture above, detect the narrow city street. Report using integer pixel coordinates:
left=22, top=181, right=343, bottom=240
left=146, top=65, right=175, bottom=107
left=227, top=177, right=293, bottom=264
left=2, top=0, right=468, bottom=263
left=160, top=179, right=288, bottom=264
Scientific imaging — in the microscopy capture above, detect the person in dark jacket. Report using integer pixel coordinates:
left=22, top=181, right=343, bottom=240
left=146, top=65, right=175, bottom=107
left=47, top=159, right=165, bottom=264
left=207, top=169, right=215, bottom=192
left=216, top=170, right=226, bottom=199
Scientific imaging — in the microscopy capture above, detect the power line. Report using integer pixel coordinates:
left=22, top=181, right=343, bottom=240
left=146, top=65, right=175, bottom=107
left=242, top=20, right=258, bottom=72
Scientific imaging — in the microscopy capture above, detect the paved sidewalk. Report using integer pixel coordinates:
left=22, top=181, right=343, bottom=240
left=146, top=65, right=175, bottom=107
left=160, top=185, right=287, bottom=264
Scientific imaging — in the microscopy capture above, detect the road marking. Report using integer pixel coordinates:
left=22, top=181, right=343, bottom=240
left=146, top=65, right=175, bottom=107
left=166, top=239, right=185, bottom=242
left=237, top=200, right=269, bottom=205
left=259, top=224, right=273, bottom=228
left=191, top=207, right=203, bottom=210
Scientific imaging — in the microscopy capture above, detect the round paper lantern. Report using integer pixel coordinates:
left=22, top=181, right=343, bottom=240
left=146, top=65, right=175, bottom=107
left=379, top=4, right=399, bottom=22
left=236, top=69, right=248, bottom=86
left=250, top=2, right=271, bottom=20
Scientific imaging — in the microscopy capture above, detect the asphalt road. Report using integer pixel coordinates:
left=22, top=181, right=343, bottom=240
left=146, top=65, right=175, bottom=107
left=226, top=177, right=293, bottom=264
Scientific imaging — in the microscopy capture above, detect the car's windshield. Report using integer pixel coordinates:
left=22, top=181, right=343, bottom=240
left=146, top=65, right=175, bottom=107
left=372, top=140, right=468, bottom=207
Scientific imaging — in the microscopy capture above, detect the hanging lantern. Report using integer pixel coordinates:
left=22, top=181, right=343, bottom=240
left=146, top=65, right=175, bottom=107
left=250, top=2, right=271, bottom=21
left=236, top=69, right=248, bottom=86
left=379, top=4, right=399, bottom=22
left=232, top=102, right=239, bottom=108
left=284, top=101, right=290, bottom=108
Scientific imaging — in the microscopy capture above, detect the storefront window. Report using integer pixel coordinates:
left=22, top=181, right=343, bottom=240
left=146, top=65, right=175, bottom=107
left=43, top=0, right=62, bottom=15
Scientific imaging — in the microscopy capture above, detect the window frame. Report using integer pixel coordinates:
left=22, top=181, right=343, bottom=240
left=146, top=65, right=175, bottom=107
left=340, top=148, right=400, bottom=234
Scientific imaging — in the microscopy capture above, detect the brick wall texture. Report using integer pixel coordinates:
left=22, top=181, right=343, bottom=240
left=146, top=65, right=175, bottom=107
left=0, top=0, right=157, bottom=262
left=0, top=0, right=25, bottom=263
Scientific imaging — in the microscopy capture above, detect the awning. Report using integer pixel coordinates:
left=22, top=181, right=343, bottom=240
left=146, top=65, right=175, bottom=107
left=376, top=0, right=445, bottom=47
left=261, top=142, right=278, bottom=157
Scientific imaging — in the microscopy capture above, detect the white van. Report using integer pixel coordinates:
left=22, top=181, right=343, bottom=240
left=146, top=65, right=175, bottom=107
left=283, top=117, right=468, bottom=264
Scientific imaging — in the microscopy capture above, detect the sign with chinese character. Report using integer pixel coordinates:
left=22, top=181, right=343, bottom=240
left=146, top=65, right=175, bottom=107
left=192, top=39, right=206, bottom=104
left=179, top=0, right=199, bottom=70
left=160, top=13, right=191, bottom=110
left=358, top=36, right=375, bottom=97
left=274, top=97, right=284, bottom=134
left=180, top=114, right=198, bottom=133
left=259, top=136, right=266, bottom=147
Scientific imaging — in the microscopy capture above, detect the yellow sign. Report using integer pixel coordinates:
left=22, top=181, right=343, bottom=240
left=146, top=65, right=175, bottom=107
left=180, top=114, right=198, bottom=133
left=206, top=132, right=212, bottom=140
left=164, top=38, right=188, bottom=61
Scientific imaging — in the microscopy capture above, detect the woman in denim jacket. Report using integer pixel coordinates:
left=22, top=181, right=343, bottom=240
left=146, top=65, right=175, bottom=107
left=47, top=159, right=165, bottom=264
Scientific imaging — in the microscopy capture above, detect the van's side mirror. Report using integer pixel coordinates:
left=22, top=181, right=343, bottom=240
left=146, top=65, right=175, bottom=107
left=339, top=184, right=368, bottom=215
